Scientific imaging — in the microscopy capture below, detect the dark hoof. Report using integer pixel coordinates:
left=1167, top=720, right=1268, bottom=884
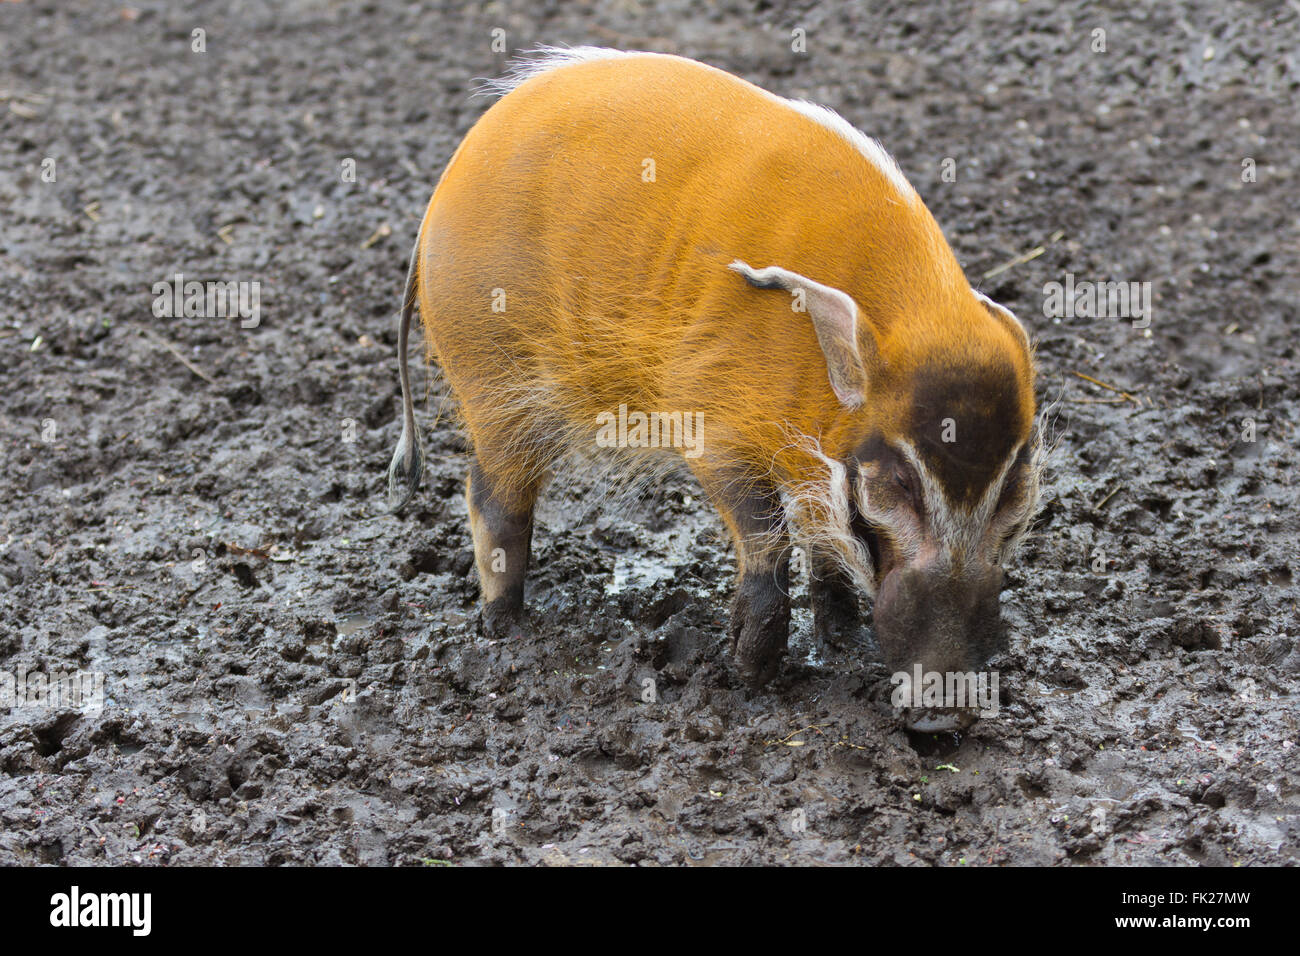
left=734, top=646, right=783, bottom=686
left=730, top=621, right=787, bottom=687
left=481, top=600, right=529, bottom=641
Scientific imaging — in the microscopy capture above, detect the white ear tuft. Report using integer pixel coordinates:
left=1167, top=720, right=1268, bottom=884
left=975, top=290, right=1031, bottom=353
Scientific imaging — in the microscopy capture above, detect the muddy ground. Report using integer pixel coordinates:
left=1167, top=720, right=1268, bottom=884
left=0, top=0, right=1296, bottom=866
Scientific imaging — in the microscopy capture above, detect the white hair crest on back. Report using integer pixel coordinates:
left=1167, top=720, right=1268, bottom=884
left=472, top=45, right=643, bottom=97
left=764, top=97, right=917, bottom=202
left=473, top=45, right=917, bottom=203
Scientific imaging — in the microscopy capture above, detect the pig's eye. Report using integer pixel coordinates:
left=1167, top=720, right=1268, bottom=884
left=893, top=465, right=921, bottom=510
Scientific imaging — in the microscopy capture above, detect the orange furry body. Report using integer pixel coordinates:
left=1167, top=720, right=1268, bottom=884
left=413, top=52, right=1033, bottom=499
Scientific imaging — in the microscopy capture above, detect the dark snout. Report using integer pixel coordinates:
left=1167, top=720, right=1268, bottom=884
left=875, top=555, right=1006, bottom=732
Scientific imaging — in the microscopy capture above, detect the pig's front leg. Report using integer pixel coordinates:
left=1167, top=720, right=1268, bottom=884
left=729, top=556, right=791, bottom=685
left=810, top=552, right=863, bottom=649
left=700, top=473, right=792, bottom=685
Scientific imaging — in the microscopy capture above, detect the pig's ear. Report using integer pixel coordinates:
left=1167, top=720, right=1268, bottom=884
left=730, top=260, right=870, bottom=408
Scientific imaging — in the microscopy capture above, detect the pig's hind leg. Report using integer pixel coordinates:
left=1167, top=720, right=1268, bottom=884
left=466, top=457, right=543, bottom=639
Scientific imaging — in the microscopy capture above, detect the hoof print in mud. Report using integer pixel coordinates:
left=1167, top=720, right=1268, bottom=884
left=901, top=707, right=980, bottom=734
